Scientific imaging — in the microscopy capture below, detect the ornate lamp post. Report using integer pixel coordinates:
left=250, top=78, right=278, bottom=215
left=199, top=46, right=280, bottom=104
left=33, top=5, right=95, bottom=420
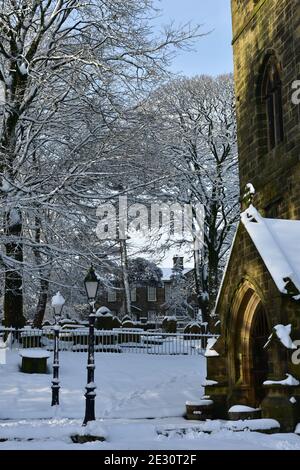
left=51, top=291, right=65, bottom=406
left=83, top=265, right=100, bottom=426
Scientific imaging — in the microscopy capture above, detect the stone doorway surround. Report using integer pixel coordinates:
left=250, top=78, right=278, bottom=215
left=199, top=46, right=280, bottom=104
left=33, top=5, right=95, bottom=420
left=227, top=279, right=270, bottom=407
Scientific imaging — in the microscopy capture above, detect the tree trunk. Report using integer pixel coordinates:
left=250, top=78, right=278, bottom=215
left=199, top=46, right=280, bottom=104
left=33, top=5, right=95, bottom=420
left=193, top=237, right=202, bottom=310
left=1, top=69, right=28, bottom=328
left=32, top=216, right=52, bottom=328
left=208, top=249, right=220, bottom=313
left=199, top=249, right=210, bottom=325
left=4, top=210, right=25, bottom=327
left=33, top=278, right=50, bottom=328
left=119, top=239, right=132, bottom=317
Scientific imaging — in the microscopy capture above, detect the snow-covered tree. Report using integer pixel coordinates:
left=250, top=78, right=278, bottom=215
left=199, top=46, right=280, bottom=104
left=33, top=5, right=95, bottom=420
left=163, top=258, right=193, bottom=318
left=143, top=75, right=239, bottom=318
left=128, top=257, right=162, bottom=287
left=0, top=0, right=200, bottom=326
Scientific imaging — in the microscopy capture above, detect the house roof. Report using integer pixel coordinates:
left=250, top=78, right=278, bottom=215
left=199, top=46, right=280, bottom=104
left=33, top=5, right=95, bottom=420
left=241, top=205, right=300, bottom=296
left=161, top=267, right=192, bottom=281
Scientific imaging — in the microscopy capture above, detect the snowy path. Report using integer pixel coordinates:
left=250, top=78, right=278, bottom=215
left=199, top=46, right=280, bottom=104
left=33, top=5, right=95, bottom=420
left=0, top=352, right=300, bottom=449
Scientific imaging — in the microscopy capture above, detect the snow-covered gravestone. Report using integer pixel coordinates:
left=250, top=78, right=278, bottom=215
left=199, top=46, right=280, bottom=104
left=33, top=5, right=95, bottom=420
left=162, top=316, right=177, bottom=333
left=95, top=306, right=113, bottom=330
left=19, top=349, right=50, bottom=374
left=228, top=405, right=262, bottom=421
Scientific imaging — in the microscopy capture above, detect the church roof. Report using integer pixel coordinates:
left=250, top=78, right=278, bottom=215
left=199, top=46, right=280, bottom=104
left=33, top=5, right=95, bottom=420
left=241, top=205, right=300, bottom=297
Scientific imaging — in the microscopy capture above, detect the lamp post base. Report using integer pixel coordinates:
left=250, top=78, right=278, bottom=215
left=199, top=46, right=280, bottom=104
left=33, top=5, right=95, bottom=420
left=83, top=311, right=97, bottom=426
left=51, top=380, right=60, bottom=406
left=83, top=391, right=96, bottom=425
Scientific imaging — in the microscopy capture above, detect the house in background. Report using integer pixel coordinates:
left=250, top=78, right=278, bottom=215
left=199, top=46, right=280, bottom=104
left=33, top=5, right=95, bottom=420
left=97, top=256, right=198, bottom=327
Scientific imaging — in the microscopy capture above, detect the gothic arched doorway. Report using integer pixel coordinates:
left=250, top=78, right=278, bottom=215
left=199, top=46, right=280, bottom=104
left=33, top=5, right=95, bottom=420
left=250, top=304, right=269, bottom=405
left=230, top=281, right=270, bottom=406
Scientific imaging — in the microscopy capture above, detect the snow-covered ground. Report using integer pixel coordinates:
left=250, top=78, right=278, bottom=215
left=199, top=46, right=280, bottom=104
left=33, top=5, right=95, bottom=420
left=0, top=352, right=203, bottom=421
left=0, top=351, right=300, bottom=450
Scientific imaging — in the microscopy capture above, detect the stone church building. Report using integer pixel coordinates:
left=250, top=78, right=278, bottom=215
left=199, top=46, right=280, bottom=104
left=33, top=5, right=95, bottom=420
left=205, top=0, right=300, bottom=431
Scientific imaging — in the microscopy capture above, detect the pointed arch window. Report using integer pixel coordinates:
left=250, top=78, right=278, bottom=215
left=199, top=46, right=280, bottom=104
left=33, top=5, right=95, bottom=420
left=263, top=60, right=284, bottom=150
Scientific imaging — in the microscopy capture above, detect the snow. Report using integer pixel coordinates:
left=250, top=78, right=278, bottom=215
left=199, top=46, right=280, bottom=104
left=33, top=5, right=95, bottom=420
left=0, top=419, right=107, bottom=442
left=161, top=268, right=191, bottom=281
left=96, top=306, right=112, bottom=316
left=228, top=405, right=259, bottom=412
left=18, top=62, right=29, bottom=75
left=0, top=352, right=300, bottom=449
left=0, top=332, right=12, bottom=348
left=113, top=328, right=143, bottom=332
left=86, top=382, right=97, bottom=389
left=263, top=374, right=300, bottom=386
left=5, top=75, right=12, bottom=86
left=188, top=322, right=201, bottom=328
left=202, top=379, right=218, bottom=386
left=245, top=183, right=255, bottom=195
left=205, top=350, right=219, bottom=358
left=205, top=337, right=219, bottom=357
left=96, top=312, right=113, bottom=317
left=19, top=349, right=51, bottom=359
left=0, top=352, right=205, bottom=421
left=8, top=208, right=21, bottom=227
left=51, top=292, right=65, bottom=307
left=241, top=205, right=300, bottom=295
left=1, top=178, right=11, bottom=192
left=201, top=291, right=209, bottom=301
left=186, top=400, right=213, bottom=406
left=274, top=324, right=297, bottom=350
left=1, top=417, right=299, bottom=450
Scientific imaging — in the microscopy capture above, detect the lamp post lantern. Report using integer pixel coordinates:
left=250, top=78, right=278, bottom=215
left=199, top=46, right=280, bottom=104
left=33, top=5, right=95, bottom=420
left=83, top=265, right=100, bottom=426
left=51, top=291, right=65, bottom=406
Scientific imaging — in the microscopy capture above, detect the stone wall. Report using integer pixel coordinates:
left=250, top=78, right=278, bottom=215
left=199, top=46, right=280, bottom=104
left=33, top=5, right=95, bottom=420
left=231, top=0, right=300, bottom=219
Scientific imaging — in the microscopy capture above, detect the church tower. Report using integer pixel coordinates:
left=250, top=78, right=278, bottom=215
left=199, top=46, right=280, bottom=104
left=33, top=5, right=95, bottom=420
left=202, top=0, right=300, bottom=432
left=232, top=0, right=300, bottom=219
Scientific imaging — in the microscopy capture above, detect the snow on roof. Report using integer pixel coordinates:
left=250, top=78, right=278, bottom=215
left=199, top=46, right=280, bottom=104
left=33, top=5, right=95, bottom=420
left=161, top=267, right=192, bottom=281
left=241, top=205, right=300, bottom=295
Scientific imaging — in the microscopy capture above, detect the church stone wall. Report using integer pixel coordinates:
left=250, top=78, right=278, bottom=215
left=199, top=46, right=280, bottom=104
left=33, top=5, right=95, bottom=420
left=231, top=0, right=300, bottom=219
left=204, top=0, right=300, bottom=431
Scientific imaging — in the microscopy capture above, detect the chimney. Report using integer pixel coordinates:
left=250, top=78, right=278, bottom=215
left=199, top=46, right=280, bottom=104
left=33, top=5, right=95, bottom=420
left=173, top=255, right=184, bottom=271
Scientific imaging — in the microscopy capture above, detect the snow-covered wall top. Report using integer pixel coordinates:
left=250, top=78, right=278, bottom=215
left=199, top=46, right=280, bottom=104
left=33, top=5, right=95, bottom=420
left=241, top=205, right=300, bottom=296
